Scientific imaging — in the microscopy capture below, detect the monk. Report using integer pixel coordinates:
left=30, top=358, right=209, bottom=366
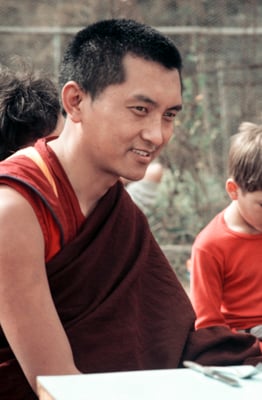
left=0, top=19, right=261, bottom=400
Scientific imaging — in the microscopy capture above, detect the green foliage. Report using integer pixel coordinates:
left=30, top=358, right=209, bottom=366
left=147, top=76, right=229, bottom=245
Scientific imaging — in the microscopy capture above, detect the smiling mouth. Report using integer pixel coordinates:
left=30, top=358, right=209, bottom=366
left=131, top=148, right=155, bottom=157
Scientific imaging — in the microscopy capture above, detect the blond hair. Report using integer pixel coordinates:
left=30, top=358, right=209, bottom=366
left=228, top=122, right=262, bottom=192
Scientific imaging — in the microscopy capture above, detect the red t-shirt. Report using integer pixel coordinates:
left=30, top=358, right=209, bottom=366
left=190, top=209, right=262, bottom=330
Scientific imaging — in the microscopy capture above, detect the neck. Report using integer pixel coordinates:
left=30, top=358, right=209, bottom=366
left=48, top=135, right=117, bottom=217
left=224, top=201, right=259, bottom=234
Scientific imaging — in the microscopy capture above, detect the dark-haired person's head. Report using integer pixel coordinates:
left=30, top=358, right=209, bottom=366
left=59, top=18, right=183, bottom=105
left=0, top=68, right=61, bottom=160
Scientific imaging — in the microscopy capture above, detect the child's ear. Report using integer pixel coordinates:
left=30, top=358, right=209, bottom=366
left=61, top=81, right=84, bottom=123
left=225, top=178, right=239, bottom=200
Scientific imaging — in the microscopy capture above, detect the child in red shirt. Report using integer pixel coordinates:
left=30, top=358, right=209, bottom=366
left=190, top=122, right=262, bottom=339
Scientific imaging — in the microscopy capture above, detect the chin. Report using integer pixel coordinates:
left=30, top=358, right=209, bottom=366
left=131, top=173, right=146, bottom=182
left=121, top=166, right=147, bottom=182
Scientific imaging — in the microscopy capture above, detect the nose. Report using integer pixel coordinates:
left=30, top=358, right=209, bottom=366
left=140, top=119, right=167, bottom=147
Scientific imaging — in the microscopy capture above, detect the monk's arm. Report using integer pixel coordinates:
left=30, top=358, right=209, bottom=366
left=0, top=186, right=80, bottom=393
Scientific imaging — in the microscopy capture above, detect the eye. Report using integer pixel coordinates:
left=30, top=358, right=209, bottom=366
left=163, top=111, right=177, bottom=121
left=128, top=106, right=148, bottom=115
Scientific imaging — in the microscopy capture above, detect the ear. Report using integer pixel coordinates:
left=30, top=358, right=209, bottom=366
left=61, top=81, right=84, bottom=123
left=225, top=178, right=239, bottom=200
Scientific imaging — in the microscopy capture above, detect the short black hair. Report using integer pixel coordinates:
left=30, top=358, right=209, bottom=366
left=59, top=18, right=182, bottom=100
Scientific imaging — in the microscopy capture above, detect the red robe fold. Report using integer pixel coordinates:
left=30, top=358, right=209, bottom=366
left=0, top=140, right=261, bottom=399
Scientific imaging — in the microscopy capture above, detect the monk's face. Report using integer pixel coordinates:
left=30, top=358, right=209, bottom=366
left=78, top=54, right=182, bottom=182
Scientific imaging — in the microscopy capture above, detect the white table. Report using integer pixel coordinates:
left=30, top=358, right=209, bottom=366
left=37, top=367, right=262, bottom=400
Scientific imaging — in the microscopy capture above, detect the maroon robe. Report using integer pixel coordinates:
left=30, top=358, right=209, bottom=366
left=0, top=140, right=261, bottom=399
